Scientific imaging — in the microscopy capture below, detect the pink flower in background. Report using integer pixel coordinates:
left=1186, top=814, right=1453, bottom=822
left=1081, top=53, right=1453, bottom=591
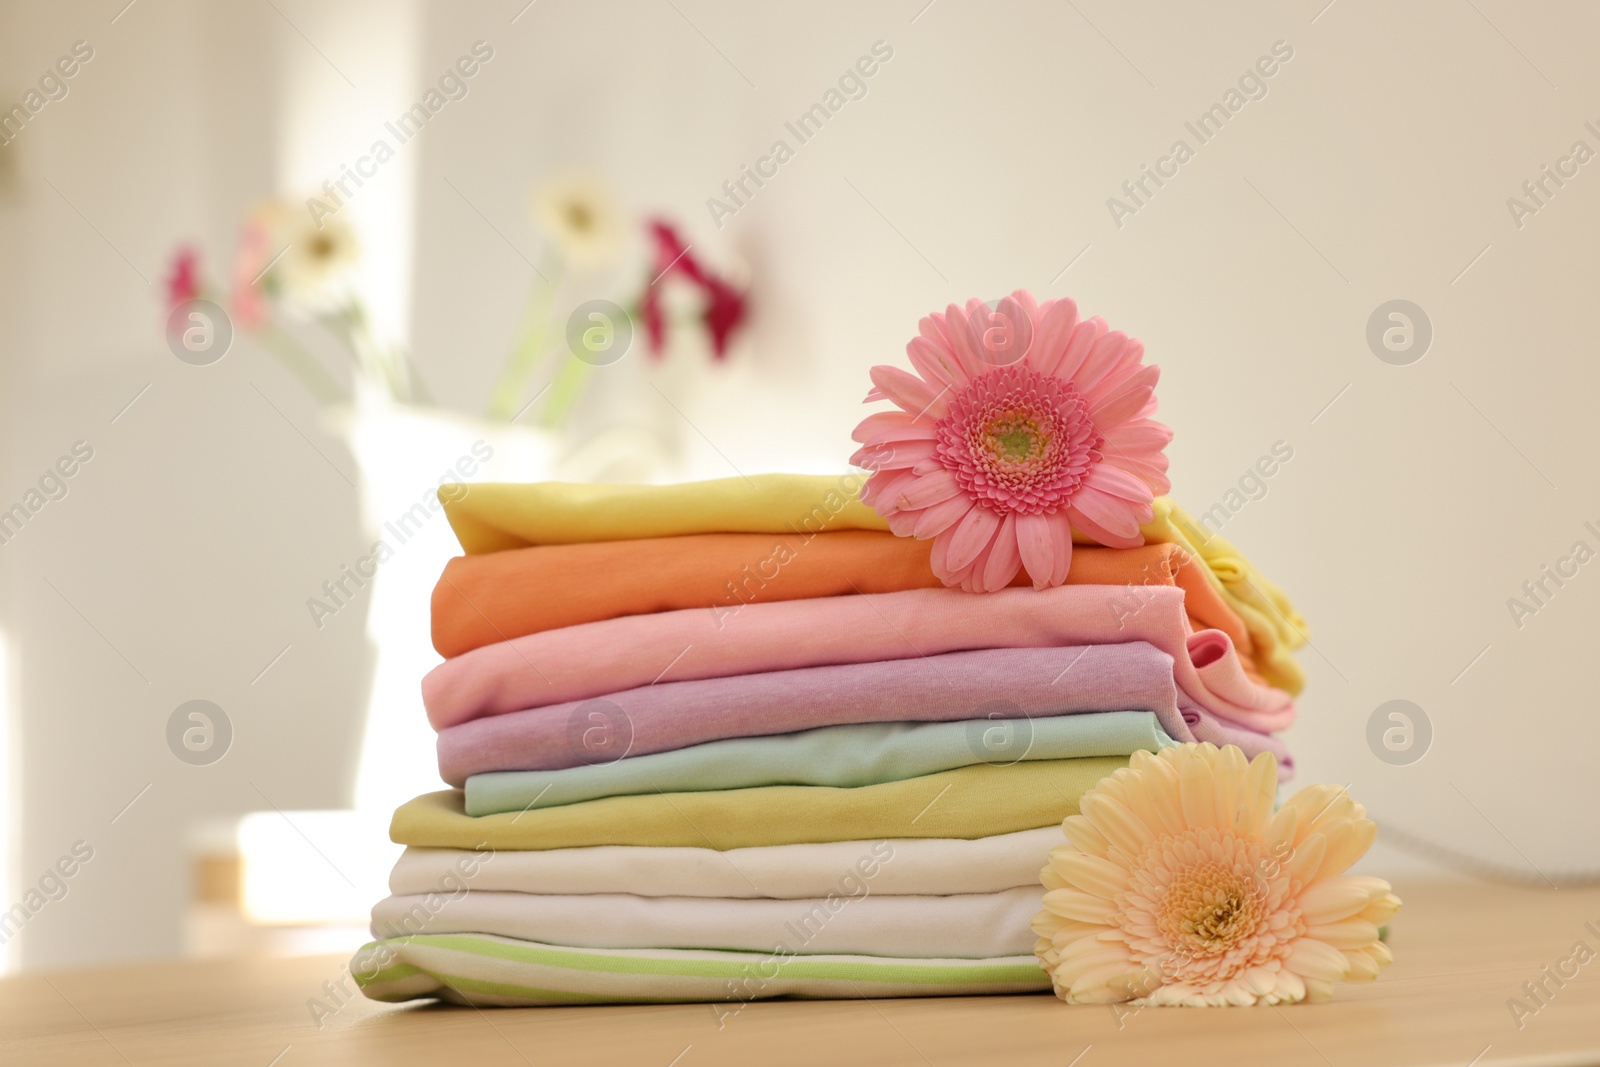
left=229, top=211, right=275, bottom=332
left=640, top=219, right=747, bottom=360
left=852, top=291, right=1172, bottom=592
left=698, top=274, right=747, bottom=359
left=165, top=246, right=201, bottom=309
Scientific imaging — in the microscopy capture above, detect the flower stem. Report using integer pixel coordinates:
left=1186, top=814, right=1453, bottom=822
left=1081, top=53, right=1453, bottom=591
left=487, top=253, right=565, bottom=421
left=535, top=355, right=594, bottom=430
left=260, top=325, right=348, bottom=405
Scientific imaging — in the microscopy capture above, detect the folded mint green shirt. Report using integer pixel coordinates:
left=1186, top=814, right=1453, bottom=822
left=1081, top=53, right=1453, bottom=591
left=464, top=710, right=1172, bottom=816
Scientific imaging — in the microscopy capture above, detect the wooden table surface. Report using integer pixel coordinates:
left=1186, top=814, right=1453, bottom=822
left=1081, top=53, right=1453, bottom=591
left=5, top=880, right=1599, bottom=1066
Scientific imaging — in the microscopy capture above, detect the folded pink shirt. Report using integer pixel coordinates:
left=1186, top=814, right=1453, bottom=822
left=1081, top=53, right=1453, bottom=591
left=421, top=585, right=1294, bottom=734
left=434, top=643, right=1292, bottom=786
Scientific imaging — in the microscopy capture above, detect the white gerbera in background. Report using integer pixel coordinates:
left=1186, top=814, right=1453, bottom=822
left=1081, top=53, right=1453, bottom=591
left=273, top=206, right=361, bottom=314
left=532, top=173, right=623, bottom=269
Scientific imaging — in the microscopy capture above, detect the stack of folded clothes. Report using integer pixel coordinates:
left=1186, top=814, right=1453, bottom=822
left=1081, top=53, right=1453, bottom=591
left=353, top=471, right=1307, bottom=1007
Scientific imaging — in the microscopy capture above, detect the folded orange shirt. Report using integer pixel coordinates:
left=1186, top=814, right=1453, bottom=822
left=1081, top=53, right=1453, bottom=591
left=431, top=531, right=1261, bottom=669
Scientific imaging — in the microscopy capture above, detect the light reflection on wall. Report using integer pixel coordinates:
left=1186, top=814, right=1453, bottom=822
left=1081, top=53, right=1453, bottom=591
left=0, top=633, right=11, bottom=975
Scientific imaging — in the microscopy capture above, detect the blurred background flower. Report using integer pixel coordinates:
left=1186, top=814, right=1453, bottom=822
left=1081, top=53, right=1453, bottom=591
left=273, top=210, right=362, bottom=314
left=532, top=174, right=624, bottom=270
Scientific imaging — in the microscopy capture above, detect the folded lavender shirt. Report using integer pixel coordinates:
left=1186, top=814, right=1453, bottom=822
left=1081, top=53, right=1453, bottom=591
left=435, top=644, right=1289, bottom=786
left=423, top=585, right=1294, bottom=733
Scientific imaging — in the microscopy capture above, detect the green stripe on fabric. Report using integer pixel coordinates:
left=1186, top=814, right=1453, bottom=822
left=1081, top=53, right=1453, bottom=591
left=356, top=935, right=1048, bottom=986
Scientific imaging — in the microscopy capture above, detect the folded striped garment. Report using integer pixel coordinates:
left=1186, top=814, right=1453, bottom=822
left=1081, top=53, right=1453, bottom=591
left=423, top=585, right=1293, bottom=732
left=463, top=710, right=1172, bottom=813
left=353, top=934, right=1051, bottom=1006
left=371, top=886, right=1045, bottom=958
left=393, top=757, right=1126, bottom=851
left=389, top=829, right=1063, bottom=898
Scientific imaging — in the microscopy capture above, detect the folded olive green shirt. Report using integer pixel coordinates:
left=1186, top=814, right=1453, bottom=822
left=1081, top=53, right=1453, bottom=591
left=392, top=757, right=1127, bottom=851
left=438, top=475, right=1306, bottom=694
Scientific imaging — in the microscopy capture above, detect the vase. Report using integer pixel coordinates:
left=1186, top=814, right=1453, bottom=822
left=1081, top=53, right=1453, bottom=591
left=328, top=392, right=558, bottom=814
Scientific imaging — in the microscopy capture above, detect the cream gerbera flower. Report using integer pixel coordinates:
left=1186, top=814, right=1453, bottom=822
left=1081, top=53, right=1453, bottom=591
left=1034, top=743, right=1400, bottom=1006
left=266, top=201, right=361, bottom=313
left=532, top=174, right=623, bottom=268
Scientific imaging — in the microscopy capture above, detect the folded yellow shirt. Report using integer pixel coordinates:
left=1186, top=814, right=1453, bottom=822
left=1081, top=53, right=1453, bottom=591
left=391, top=758, right=1127, bottom=851
left=440, top=475, right=1306, bottom=694
left=1146, top=499, right=1308, bottom=695
left=442, top=474, right=887, bottom=554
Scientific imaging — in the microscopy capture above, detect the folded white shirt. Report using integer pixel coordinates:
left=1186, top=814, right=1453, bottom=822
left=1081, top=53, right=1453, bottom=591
left=371, top=885, right=1045, bottom=959
left=388, top=827, right=1061, bottom=899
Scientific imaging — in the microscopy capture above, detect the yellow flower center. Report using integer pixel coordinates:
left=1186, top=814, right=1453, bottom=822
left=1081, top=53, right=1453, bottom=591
left=1158, top=860, right=1264, bottom=963
left=985, top=414, right=1046, bottom=463
left=564, top=201, right=594, bottom=234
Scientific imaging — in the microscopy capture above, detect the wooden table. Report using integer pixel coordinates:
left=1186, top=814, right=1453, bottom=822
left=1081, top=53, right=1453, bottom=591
left=6, top=880, right=1599, bottom=1066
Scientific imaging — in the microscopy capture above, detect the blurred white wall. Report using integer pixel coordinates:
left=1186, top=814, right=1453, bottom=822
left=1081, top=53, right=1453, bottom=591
left=2, top=0, right=1598, bottom=970
left=0, top=0, right=374, bottom=970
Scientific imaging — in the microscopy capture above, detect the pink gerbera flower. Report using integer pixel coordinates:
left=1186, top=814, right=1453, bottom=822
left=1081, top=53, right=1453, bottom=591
left=851, top=291, right=1172, bottom=592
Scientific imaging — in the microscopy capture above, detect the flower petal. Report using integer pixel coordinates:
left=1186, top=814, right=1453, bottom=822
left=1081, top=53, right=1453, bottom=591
left=1298, top=877, right=1376, bottom=924
left=1068, top=962, right=1142, bottom=1003
left=851, top=410, right=937, bottom=445
left=1087, top=363, right=1160, bottom=429
left=1079, top=792, right=1156, bottom=857
left=1178, top=747, right=1219, bottom=830
left=859, top=469, right=915, bottom=509
left=1080, top=338, right=1147, bottom=408
left=906, top=335, right=969, bottom=391
left=1282, top=833, right=1328, bottom=886
left=1103, top=418, right=1174, bottom=456
left=1236, top=751, right=1279, bottom=838
left=870, top=364, right=949, bottom=419
left=1083, top=463, right=1157, bottom=505
left=1305, top=920, right=1381, bottom=950
left=912, top=494, right=974, bottom=539
left=1286, top=938, right=1352, bottom=985
left=1048, top=512, right=1076, bottom=583
left=1007, top=288, right=1038, bottom=326
left=1314, top=817, right=1378, bottom=881
left=944, top=505, right=1001, bottom=573
left=1056, top=852, right=1130, bottom=899
left=1068, top=486, right=1145, bottom=542
left=1041, top=888, right=1116, bottom=924
left=849, top=438, right=933, bottom=473
left=1028, top=297, right=1080, bottom=374
left=1060, top=814, right=1111, bottom=858
left=982, top=293, right=1033, bottom=367
left=893, top=468, right=962, bottom=510
left=1015, top=512, right=1057, bottom=589
left=928, top=526, right=958, bottom=583
left=942, top=303, right=989, bottom=378
left=958, top=538, right=994, bottom=592
left=1055, top=316, right=1107, bottom=382
left=981, top=513, right=1023, bottom=591
left=1073, top=330, right=1131, bottom=397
